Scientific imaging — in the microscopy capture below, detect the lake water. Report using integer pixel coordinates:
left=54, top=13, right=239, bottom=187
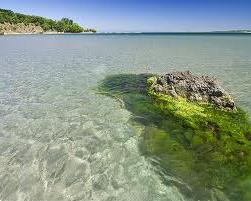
left=0, top=34, right=251, bottom=201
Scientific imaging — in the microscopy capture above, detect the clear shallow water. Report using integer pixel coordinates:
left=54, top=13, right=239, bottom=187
left=0, top=34, right=251, bottom=201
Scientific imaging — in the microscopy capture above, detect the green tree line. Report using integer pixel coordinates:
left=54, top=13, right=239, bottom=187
left=0, top=8, right=96, bottom=33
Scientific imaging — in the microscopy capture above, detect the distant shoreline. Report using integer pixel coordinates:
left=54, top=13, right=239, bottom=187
left=1, top=32, right=251, bottom=36
left=0, top=32, right=97, bottom=35
left=97, top=31, right=251, bottom=34
left=0, top=9, right=96, bottom=34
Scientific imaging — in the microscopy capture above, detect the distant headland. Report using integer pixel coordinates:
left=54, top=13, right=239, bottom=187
left=0, top=8, right=96, bottom=35
left=212, top=30, right=251, bottom=34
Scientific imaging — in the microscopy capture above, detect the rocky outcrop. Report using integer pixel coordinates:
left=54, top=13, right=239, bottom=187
left=99, top=73, right=251, bottom=200
left=149, top=71, right=235, bottom=109
left=0, top=23, right=43, bottom=34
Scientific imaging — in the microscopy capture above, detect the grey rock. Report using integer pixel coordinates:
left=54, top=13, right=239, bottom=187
left=153, top=84, right=164, bottom=93
left=168, top=89, right=178, bottom=98
left=150, top=71, right=235, bottom=110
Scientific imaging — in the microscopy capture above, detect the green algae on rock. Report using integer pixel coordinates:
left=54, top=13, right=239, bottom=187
left=147, top=72, right=251, bottom=148
left=147, top=72, right=251, bottom=199
left=98, top=73, right=251, bottom=201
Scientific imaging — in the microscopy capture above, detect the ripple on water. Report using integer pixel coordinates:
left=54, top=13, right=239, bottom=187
left=0, top=34, right=251, bottom=201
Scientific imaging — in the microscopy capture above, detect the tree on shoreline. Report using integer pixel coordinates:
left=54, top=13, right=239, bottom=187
left=0, top=8, right=96, bottom=33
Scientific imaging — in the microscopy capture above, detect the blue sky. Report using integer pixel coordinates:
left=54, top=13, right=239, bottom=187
left=0, top=0, right=250, bottom=32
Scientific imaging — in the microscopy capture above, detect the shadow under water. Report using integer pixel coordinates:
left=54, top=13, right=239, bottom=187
left=98, top=73, right=251, bottom=201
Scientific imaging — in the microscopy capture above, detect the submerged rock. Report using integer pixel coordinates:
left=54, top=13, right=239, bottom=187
left=148, top=71, right=235, bottom=109
left=99, top=73, right=251, bottom=201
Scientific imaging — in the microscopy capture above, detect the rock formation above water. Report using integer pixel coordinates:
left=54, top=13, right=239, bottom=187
left=0, top=23, right=44, bottom=34
left=149, top=71, right=235, bottom=109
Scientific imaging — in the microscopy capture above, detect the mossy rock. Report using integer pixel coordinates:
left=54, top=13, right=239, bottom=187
left=98, top=73, right=251, bottom=201
left=147, top=76, right=251, bottom=159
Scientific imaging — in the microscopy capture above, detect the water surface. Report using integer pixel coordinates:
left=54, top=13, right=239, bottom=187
left=0, top=34, right=251, bottom=201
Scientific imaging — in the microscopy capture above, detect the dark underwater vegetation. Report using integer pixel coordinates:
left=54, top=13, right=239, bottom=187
left=98, top=73, right=251, bottom=201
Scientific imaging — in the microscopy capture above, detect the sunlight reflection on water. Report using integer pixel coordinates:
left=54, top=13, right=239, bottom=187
left=0, top=34, right=250, bottom=201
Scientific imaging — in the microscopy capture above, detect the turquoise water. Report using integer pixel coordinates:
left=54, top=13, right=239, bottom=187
left=0, top=34, right=251, bottom=201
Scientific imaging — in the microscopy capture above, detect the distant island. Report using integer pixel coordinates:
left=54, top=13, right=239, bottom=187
left=0, top=8, right=96, bottom=35
left=212, top=30, right=251, bottom=33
